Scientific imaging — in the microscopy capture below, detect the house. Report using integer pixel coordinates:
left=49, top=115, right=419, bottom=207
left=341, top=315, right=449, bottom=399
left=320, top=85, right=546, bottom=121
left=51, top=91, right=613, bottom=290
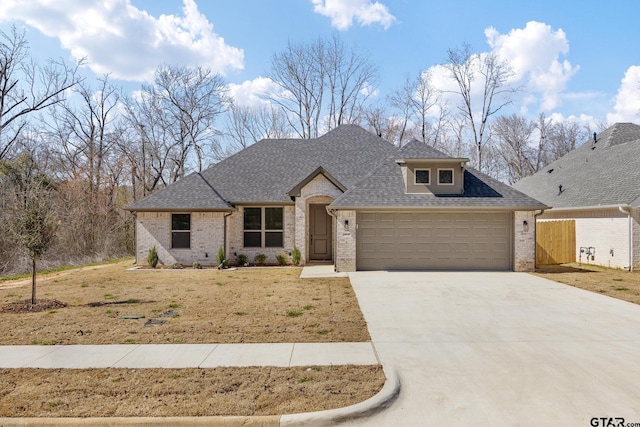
left=513, top=122, right=640, bottom=270
left=127, top=125, right=545, bottom=272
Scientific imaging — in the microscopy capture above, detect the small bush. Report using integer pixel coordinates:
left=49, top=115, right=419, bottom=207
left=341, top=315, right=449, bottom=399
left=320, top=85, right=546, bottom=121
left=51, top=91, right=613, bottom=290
left=216, top=246, right=225, bottom=267
left=147, top=246, right=159, bottom=268
left=254, top=253, right=267, bottom=265
left=236, top=253, right=248, bottom=266
left=291, top=247, right=301, bottom=266
left=192, top=262, right=203, bottom=269
left=276, top=253, right=287, bottom=266
left=171, top=262, right=183, bottom=269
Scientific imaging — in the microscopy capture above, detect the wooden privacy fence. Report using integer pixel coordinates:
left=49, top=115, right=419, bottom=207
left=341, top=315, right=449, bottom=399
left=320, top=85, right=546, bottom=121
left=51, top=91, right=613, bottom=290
left=536, top=220, right=576, bottom=265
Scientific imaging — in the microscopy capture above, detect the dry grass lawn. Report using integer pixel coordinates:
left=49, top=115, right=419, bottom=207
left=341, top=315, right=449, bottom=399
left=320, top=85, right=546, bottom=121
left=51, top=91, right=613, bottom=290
left=0, top=260, right=369, bottom=345
left=0, top=261, right=384, bottom=418
left=534, top=262, right=640, bottom=305
left=0, top=366, right=385, bottom=417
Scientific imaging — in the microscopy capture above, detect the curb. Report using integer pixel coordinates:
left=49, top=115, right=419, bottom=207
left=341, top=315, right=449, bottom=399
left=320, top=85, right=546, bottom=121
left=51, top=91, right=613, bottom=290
left=0, top=368, right=401, bottom=427
left=280, top=367, right=401, bottom=426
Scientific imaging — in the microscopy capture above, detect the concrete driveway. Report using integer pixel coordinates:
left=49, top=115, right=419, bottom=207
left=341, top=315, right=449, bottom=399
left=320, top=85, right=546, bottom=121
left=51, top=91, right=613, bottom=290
left=346, top=271, right=640, bottom=426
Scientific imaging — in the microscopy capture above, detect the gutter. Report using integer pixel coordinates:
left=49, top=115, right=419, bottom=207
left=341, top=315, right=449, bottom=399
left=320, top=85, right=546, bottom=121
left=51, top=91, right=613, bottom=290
left=619, top=206, right=633, bottom=271
left=544, top=204, right=631, bottom=213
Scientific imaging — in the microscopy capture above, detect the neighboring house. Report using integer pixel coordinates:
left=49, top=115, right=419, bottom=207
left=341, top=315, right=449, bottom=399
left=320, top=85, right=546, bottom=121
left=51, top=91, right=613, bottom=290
left=127, top=125, right=545, bottom=272
left=513, top=122, right=640, bottom=270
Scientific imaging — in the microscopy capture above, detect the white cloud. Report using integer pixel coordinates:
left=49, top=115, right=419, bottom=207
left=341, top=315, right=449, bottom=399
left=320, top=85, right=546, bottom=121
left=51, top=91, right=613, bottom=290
left=485, top=21, right=579, bottom=111
left=0, top=0, right=244, bottom=82
left=607, top=66, right=640, bottom=123
left=227, top=77, right=282, bottom=107
left=311, top=0, right=396, bottom=30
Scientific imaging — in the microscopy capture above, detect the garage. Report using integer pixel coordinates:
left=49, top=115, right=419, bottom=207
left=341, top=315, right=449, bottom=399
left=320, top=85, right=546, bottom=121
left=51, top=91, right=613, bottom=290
left=356, top=211, right=513, bottom=271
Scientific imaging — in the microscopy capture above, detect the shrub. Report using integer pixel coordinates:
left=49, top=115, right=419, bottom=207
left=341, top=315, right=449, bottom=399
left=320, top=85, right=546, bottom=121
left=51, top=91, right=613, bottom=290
left=171, top=262, right=183, bottom=269
left=236, top=253, right=248, bottom=266
left=276, top=253, right=287, bottom=266
left=147, top=246, right=159, bottom=268
left=216, top=246, right=225, bottom=267
left=192, top=261, right=203, bottom=269
left=291, top=247, right=301, bottom=266
left=254, top=253, right=267, bottom=266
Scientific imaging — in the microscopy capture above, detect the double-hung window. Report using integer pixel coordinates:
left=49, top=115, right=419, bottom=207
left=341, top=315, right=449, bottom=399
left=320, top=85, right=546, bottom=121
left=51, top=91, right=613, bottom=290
left=171, top=214, right=191, bottom=249
left=244, top=207, right=283, bottom=248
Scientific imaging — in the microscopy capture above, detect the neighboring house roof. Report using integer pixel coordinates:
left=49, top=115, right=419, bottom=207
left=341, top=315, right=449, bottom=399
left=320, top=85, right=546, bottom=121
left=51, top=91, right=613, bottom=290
left=331, top=157, right=546, bottom=209
left=128, top=172, right=232, bottom=211
left=513, top=122, right=640, bottom=209
left=127, top=124, right=545, bottom=211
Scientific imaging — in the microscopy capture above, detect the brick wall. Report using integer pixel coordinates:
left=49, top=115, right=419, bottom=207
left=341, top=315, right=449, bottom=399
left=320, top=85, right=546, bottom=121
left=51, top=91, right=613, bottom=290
left=632, top=208, right=640, bottom=271
left=540, top=208, right=631, bottom=269
left=514, top=211, right=536, bottom=272
left=294, top=174, right=344, bottom=265
left=226, top=205, right=295, bottom=265
left=335, top=210, right=356, bottom=272
left=136, top=211, right=225, bottom=266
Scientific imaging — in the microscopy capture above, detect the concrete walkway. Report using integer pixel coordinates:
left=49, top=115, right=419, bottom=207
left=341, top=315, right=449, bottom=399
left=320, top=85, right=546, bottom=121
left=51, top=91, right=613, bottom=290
left=0, top=342, right=379, bottom=369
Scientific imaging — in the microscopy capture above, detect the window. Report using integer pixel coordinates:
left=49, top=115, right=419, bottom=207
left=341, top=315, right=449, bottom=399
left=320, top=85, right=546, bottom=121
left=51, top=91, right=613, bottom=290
left=171, top=214, right=191, bottom=249
left=415, top=168, right=430, bottom=184
left=243, top=207, right=283, bottom=248
left=438, top=168, right=454, bottom=185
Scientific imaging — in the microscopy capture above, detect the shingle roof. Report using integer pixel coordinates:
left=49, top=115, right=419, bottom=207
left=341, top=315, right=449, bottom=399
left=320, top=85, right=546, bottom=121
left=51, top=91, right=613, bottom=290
left=127, top=124, right=545, bottom=212
left=127, top=172, right=232, bottom=211
left=399, top=139, right=458, bottom=159
left=513, top=122, right=640, bottom=208
left=330, top=159, right=547, bottom=209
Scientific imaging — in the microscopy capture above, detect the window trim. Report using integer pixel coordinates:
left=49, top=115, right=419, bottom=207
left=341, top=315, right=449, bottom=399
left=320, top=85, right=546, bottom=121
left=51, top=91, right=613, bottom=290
left=243, top=207, right=284, bottom=248
left=171, top=213, right=191, bottom=249
left=414, top=168, right=431, bottom=185
left=437, top=168, right=454, bottom=185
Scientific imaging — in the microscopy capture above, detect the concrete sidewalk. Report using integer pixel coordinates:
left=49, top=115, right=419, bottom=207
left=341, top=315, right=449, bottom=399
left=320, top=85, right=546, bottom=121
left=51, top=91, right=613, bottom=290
left=0, top=342, right=379, bottom=369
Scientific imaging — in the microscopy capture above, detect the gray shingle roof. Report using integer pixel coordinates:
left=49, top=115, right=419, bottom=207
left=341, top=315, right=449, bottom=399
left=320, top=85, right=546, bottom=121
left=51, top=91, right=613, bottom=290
left=399, top=139, right=457, bottom=159
left=513, top=123, right=640, bottom=208
left=331, top=159, right=547, bottom=209
left=127, top=124, right=545, bottom=212
left=127, top=172, right=232, bottom=211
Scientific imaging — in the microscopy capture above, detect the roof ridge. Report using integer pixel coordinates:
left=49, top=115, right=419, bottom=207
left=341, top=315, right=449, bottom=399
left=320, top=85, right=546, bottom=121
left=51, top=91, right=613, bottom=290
left=196, top=172, right=231, bottom=207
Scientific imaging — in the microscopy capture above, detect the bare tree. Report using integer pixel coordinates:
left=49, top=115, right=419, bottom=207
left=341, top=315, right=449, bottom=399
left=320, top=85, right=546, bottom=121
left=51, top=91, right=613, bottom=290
left=123, top=64, right=229, bottom=197
left=411, top=70, right=441, bottom=144
left=267, top=34, right=378, bottom=138
left=444, top=43, right=514, bottom=172
left=48, top=75, right=123, bottom=255
left=324, top=33, right=378, bottom=129
left=268, top=39, right=325, bottom=139
left=1, top=153, right=56, bottom=304
left=492, top=114, right=536, bottom=183
left=0, top=26, right=83, bottom=160
left=224, top=103, right=290, bottom=153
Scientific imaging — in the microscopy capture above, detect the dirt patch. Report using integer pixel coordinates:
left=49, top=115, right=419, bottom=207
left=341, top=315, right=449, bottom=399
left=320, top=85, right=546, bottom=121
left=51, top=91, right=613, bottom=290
left=534, top=263, right=640, bottom=305
left=0, top=365, right=385, bottom=417
left=0, top=260, right=369, bottom=345
left=0, top=299, right=67, bottom=313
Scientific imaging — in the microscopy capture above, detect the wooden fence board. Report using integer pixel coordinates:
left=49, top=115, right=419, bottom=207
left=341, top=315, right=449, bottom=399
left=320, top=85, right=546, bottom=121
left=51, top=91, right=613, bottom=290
left=536, top=220, right=576, bottom=265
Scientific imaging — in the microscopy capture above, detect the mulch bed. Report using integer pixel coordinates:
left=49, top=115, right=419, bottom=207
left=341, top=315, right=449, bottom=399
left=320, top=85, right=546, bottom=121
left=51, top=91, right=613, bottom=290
left=0, top=299, right=67, bottom=313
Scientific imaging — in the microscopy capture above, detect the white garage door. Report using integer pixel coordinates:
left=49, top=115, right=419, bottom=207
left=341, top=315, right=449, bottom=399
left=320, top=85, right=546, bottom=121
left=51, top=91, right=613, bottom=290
left=356, top=211, right=512, bottom=271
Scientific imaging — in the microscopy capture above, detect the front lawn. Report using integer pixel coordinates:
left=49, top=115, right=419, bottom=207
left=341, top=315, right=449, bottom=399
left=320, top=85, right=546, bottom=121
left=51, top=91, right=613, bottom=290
left=534, top=262, right=640, bottom=305
left=0, top=260, right=370, bottom=345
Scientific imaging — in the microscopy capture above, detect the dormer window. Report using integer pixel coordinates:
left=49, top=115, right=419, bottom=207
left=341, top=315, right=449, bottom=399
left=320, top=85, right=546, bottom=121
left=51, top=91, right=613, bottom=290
left=415, top=168, right=430, bottom=184
left=438, top=168, right=454, bottom=185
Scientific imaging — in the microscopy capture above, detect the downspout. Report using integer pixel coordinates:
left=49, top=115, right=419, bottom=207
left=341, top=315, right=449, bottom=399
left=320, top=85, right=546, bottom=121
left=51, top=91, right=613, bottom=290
left=326, top=208, right=338, bottom=272
left=619, top=206, right=633, bottom=271
left=533, top=209, right=546, bottom=268
left=223, top=211, right=233, bottom=265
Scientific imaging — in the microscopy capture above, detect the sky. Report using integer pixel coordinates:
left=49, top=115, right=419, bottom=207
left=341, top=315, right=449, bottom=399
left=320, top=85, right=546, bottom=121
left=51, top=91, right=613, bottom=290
left=0, top=0, right=639, bottom=127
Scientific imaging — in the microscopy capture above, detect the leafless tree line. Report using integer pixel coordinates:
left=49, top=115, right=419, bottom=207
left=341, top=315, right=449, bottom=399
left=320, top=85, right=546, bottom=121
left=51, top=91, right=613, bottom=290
left=0, top=27, right=608, bottom=275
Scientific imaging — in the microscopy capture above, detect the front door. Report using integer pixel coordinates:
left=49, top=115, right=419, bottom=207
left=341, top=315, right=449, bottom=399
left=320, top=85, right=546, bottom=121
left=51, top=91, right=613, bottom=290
left=309, top=204, right=332, bottom=261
